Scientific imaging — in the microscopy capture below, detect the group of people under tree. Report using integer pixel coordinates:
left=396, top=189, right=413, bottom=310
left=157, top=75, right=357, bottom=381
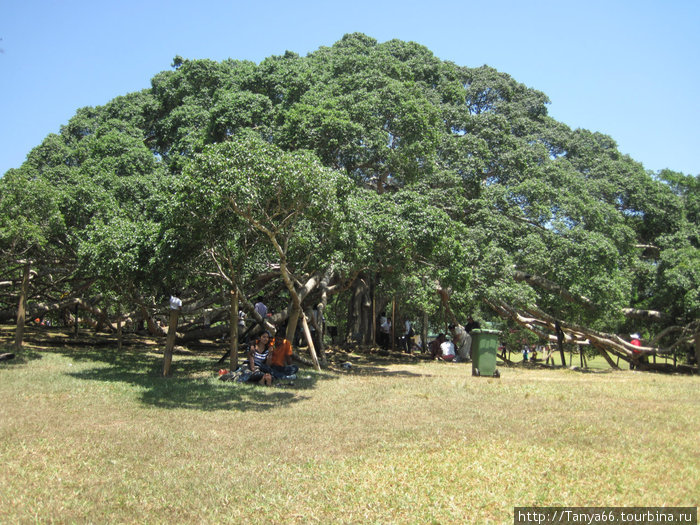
left=231, top=295, right=326, bottom=386
left=236, top=328, right=299, bottom=386
left=376, top=309, right=483, bottom=361
left=377, top=312, right=415, bottom=353
left=430, top=316, right=481, bottom=362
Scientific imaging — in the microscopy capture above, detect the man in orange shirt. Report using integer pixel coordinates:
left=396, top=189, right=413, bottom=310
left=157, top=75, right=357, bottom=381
left=270, top=335, right=299, bottom=379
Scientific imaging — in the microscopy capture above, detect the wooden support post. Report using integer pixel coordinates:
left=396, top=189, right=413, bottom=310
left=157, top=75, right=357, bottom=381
left=163, top=307, right=179, bottom=377
left=593, top=344, right=618, bottom=369
left=14, top=263, right=30, bottom=352
left=300, top=313, right=320, bottom=371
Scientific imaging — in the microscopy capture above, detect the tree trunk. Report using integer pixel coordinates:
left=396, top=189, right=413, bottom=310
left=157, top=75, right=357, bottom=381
left=315, top=274, right=330, bottom=367
left=437, top=286, right=457, bottom=328
left=117, top=306, right=123, bottom=352
left=346, top=276, right=371, bottom=343
left=163, top=307, right=179, bottom=377
left=74, top=304, right=79, bottom=336
left=695, top=327, right=700, bottom=369
left=300, top=313, right=320, bottom=370
left=286, top=301, right=301, bottom=342
left=362, top=280, right=373, bottom=344
left=391, top=295, right=396, bottom=351
left=138, top=304, right=165, bottom=337
left=230, top=289, right=239, bottom=371
left=347, top=281, right=361, bottom=342
left=308, top=307, right=327, bottom=367
left=274, top=251, right=321, bottom=371
left=14, top=262, right=30, bottom=352
left=555, top=320, right=566, bottom=367
left=371, top=274, right=376, bottom=346
left=377, top=172, right=387, bottom=194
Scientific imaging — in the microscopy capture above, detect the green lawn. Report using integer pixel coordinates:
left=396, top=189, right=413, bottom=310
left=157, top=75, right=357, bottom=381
left=1, top=341, right=698, bottom=524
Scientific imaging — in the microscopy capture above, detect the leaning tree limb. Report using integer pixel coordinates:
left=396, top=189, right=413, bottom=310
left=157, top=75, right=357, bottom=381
left=513, top=268, right=673, bottom=322
left=512, top=270, right=595, bottom=310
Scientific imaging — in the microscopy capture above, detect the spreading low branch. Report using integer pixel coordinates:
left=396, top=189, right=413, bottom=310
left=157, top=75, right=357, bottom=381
left=483, top=298, right=692, bottom=372
left=512, top=270, right=595, bottom=309
left=621, top=308, right=670, bottom=322
left=513, top=268, right=675, bottom=323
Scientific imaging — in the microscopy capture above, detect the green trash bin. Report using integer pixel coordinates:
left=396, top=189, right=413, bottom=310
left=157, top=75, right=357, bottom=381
left=471, top=329, right=500, bottom=377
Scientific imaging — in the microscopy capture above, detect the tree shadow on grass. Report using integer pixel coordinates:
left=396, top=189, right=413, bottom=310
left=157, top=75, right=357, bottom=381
left=324, top=347, right=435, bottom=378
left=51, top=346, right=328, bottom=412
left=332, top=365, right=431, bottom=378
left=0, top=346, right=44, bottom=366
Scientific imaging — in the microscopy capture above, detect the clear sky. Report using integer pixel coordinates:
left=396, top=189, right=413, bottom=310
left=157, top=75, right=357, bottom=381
left=1, top=0, right=698, bottom=177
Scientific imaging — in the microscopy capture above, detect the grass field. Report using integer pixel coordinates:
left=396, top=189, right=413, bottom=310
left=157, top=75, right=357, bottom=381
left=1, top=333, right=698, bottom=524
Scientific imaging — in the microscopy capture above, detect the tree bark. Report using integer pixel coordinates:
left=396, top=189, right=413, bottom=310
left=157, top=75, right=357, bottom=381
left=229, top=289, right=238, bottom=370
left=371, top=278, right=376, bottom=346
left=346, top=276, right=371, bottom=343
left=138, top=304, right=165, bottom=337
left=313, top=273, right=330, bottom=367
left=117, top=306, right=123, bottom=352
left=74, top=304, right=79, bottom=336
left=286, top=301, right=301, bottom=342
left=230, top=289, right=239, bottom=371
left=300, top=312, right=320, bottom=370
left=269, top=241, right=321, bottom=371
left=422, top=310, right=429, bottom=355
left=14, top=263, right=30, bottom=352
left=391, top=295, right=396, bottom=351
left=437, top=285, right=457, bottom=328
left=163, top=307, right=179, bottom=377
left=591, top=342, right=619, bottom=369
left=621, top=308, right=669, bottom=321
left=513, top=270, right=595, bottom=309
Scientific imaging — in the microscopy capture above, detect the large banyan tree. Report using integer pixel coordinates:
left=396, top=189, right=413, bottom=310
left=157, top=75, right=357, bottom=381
left=1, top=33, right=698, bottom=370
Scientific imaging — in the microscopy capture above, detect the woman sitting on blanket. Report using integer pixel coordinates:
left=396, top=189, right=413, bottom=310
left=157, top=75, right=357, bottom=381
left=247, top=330, right=273, bottom=386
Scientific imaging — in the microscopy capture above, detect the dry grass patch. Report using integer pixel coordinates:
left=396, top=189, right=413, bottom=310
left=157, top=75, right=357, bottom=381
left=1, top=344, right=698, bottom=524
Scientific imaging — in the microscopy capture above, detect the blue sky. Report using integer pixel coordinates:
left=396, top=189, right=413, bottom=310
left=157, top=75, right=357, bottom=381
left=1, top=0, right=698, bottom=177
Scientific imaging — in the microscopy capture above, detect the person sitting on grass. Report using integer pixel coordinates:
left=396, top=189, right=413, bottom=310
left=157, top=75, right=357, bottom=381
left=439, top=336, right=456, bottom=362
left=270, top=332, right=299, bottom=380
left=247, top=330, right=273, bottom=386
left=430, top=333, right=446, bottom=360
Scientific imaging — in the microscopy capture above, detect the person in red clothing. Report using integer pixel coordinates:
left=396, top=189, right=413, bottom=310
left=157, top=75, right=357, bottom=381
left=270, top=335, right=299, bottom=379
left=629, top=332, right=646, bottom=369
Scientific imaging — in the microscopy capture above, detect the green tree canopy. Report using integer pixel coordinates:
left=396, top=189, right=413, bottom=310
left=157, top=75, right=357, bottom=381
left=2, top=33, right=698, bottom=368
